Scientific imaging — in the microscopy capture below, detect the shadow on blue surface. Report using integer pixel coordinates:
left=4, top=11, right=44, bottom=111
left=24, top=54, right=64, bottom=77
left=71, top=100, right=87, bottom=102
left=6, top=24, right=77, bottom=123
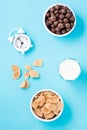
left=25, top=38, right=36, bottom=55
left=69, top=70, right=87, bottom=91
left=65, top=13, right=85, bottom=39
left=40, top=101, right=72, bottom=128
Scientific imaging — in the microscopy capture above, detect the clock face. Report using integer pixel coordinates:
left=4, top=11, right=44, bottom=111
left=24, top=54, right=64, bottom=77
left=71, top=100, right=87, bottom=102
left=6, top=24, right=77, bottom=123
left=13, top=34, right=31, bottom=53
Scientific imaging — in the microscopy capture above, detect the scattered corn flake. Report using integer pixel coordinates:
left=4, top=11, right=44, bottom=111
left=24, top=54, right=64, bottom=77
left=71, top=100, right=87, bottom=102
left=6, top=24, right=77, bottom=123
left=12, top=60, right=43, bottom=87
left=12, top=65, right=20, bottom=72
left=24, top=71, right=30, bottom=79
left=33, top=59, right=43, bottom=67
left=25, top=65, right=32, bottom=71
left=20, top=80, right=30, bottom=88
left=12, top=71, right=20, bottom=80
left=25, top=80, right=30, bottom=88
left=29, top=70, right=40, bottom=78
left=20, top=81, right=26, bottom=88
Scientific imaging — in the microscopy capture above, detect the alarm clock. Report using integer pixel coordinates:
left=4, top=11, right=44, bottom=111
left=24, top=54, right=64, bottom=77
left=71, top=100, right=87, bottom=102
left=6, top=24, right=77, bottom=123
left=8, top=28, right=33, bottom=54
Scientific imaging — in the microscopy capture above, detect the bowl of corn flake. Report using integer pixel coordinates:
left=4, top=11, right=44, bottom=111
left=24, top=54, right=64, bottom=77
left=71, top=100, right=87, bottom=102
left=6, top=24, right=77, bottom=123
left=30, top=89, right=64, bottom=122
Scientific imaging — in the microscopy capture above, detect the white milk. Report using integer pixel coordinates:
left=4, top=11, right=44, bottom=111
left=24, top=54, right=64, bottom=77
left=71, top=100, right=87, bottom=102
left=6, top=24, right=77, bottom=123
left=59, top=59, right=81, bottom=80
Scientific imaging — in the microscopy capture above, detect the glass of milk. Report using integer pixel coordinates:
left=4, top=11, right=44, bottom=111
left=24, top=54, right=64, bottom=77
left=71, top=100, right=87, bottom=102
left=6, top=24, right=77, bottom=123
left=59, top=58, right=81, bottom=80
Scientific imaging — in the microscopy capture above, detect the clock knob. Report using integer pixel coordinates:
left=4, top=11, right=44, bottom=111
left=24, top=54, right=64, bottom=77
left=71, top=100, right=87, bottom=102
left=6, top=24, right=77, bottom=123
left=8, top=28, right=19, bottom=43
left=18, top=28, right=24, bottom=34
left=8, top=36, right=14, bottom=43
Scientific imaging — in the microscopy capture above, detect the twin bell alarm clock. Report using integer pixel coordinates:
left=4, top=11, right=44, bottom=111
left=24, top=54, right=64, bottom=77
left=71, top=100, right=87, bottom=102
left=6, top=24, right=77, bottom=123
left=8, top=28, right=33, bottom=54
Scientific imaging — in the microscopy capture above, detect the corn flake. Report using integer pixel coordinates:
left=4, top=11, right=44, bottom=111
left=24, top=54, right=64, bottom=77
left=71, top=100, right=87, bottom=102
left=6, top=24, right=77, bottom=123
left=25, top=65, right=32, bottom=71
left=24, top=72, right=30, bottom=79
left=41, top=105, right=51, bottom=114
left=12, top=71, right=20, bottom=80
left=46, top=94, right=59, bottom=103
left=34, top=108, right=43, bottom=118
left=33, top=59, right=43, bottom=67
left=44, top=112, right=54, bottom=119
left=12, top=65, right=20, bottom=72
left=20, top=80, right=30, bottom=88
left=29, top=70, right=40, bottom=78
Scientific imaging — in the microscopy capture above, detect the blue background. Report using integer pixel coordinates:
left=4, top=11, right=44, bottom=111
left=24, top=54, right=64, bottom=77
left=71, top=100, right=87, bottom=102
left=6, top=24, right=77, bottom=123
left=0, top=0, right=87, bottom=130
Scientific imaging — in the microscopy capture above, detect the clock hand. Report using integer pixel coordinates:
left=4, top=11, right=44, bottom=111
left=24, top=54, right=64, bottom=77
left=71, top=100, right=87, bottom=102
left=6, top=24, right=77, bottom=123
left=18, top=37, right=24, bottom=48
left=18, top=37, right=22, bottom=42
left=21, top=42, right=24, bottom=45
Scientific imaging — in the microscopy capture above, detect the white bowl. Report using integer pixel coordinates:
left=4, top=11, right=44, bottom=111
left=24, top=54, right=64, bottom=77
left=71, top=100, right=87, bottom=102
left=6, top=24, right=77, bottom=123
left=43, top=4, right=76, bottom=37
left=30, top=89, right=64, bottom=122
left=59, top=58, right=81, bottom=80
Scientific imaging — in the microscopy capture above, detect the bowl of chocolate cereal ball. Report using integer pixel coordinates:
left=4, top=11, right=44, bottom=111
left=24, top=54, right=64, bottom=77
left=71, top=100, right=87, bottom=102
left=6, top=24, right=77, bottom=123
left=43, top=4, right=76, bottom=37
left=30, top=89, right=64, bottom=122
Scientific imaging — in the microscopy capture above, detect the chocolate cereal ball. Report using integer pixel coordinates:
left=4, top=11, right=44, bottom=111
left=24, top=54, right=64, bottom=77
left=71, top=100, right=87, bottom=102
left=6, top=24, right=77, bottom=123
left=44, top=4, right=76, bottom=36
